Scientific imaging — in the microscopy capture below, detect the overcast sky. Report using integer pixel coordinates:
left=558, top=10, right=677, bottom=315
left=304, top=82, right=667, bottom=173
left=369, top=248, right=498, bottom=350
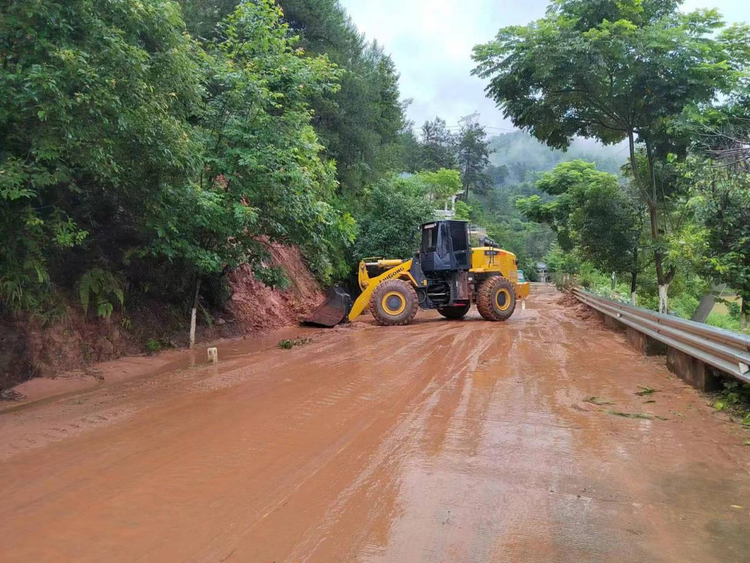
left=338, top=0, right=748, bottom=134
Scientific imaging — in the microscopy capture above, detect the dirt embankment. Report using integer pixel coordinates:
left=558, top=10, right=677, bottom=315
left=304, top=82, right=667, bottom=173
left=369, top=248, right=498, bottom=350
left=0, top=244, right=324, bottom=392
left=229, top=244, right=324, bottom=332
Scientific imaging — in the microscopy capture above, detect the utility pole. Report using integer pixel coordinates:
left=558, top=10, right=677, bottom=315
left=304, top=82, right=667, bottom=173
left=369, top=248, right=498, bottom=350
left=458, top=112, right=480, bottom=127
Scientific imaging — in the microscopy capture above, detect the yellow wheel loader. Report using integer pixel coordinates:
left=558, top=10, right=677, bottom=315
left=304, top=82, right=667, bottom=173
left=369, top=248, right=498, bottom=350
left=307, top=220, right=530, bottom=327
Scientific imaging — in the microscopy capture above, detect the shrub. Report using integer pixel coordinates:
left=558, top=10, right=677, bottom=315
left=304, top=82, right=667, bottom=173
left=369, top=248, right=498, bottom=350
left=145, top=338, right=162, bottom=355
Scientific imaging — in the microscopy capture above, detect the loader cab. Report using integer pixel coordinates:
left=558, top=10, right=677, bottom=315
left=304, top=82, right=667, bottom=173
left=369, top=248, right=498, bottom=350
left=419, top=220, right=470, bottom=272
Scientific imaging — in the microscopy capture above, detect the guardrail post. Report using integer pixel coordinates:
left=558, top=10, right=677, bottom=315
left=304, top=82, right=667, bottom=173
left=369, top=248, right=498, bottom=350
left=573, top=288, right=750, bottom=389
left=603, top=315, right=624, bottom=331
left=626, top=327, right=666, bottom=356
left=666, top=348, right=721, bottom=392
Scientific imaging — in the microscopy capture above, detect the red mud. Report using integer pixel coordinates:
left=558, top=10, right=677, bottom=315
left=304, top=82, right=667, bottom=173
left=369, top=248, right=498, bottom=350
left=228, top=244, right=324, bottom=332
left=0, top=244, right=323, bottom=392
left=1, top=286, right=749, bottom=562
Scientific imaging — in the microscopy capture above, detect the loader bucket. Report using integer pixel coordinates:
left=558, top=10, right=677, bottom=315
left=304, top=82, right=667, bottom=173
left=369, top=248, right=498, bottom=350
left=305, top=287, right=353, bottom=327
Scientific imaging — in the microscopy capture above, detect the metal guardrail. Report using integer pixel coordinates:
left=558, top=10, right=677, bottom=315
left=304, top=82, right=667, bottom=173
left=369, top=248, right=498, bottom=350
left=573, top=288, right=750, bottom=383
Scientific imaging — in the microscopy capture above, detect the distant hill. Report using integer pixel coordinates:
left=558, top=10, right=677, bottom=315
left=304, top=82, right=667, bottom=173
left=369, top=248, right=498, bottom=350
left=488, top=131, right=627, bottom=182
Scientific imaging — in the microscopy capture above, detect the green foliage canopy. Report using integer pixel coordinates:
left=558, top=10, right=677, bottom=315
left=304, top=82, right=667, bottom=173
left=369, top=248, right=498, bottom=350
left=473, top=1, right=744, bottom=152
left=1, top=0, right=203, bottom=311
left=415, top=117, right=457, bottom=172
left=517, top=161, right=640, bottom=276
left=277, top=0, right=407, bottom=195
left=457, top=123, right=492, bottom=198
left=148, top=1, right=354, bottom=282
left=689, top=157, right=750, bottom=319
left=473, top=0, right=750, bottom=307
left=412, top=169, right=462, bottom=205
left=353, top=176, right=435, bottom=261
left=0, top=0, right=356, bottom=315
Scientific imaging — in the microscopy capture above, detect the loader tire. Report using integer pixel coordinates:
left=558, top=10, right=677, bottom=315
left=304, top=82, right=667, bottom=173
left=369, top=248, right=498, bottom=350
left=438, top=304, right=470, bottom=320
left=370, top=279, right=419, bottom=326
left=477, top=277, right=516, bottom=322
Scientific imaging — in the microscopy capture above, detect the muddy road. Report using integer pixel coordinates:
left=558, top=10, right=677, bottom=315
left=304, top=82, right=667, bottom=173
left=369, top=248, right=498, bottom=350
left=1, top=287, right=749, bottom=562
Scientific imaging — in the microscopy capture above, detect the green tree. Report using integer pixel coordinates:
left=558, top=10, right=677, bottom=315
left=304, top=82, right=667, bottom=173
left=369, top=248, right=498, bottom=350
left=148, top=0, right=354, bottom=284
left=277, top=0, right=407, bottom=195
left=688, top=148, right=750, bottom=329
left=354, top=176, right=435, bottom=260
left=398, top=126, right=424, bottom=173
left=181, top=0, right=408, bottom=196
left=418, top=117, right=457, bottom=172
left=457, top=123, right=492, bottom=198
left=1, top=0, right=358, bottom=329
left=486, top=164, right=510, bottom=186
left=0, top=0, right=203, bottom=312
left=517, top=161, right=642, bottom=301
left=412, top=169, right=463, bottom=205
left=473, top=0, right=750, bottom=312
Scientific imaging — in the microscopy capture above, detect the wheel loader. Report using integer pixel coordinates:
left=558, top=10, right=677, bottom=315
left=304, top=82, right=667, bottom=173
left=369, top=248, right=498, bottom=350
left=307, top=220, right=530, bottom=327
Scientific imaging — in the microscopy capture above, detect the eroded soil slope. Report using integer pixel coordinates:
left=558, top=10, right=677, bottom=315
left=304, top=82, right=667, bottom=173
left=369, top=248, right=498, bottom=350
left=0, top=244, right=322, bottom=391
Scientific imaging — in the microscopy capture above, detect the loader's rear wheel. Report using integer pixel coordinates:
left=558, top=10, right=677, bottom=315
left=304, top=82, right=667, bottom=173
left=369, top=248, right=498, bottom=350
left=438, top=303, right=470, bottom=320
left=477, top=277, right=516, bottom=322
left=370, top=279, right=419, bottom=326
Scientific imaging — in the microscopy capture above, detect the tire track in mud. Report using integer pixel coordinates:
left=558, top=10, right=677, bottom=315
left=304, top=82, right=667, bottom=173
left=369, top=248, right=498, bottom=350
left=280, top=328, right=505, bottom=563
left=2, top=291, right=750, bottom=562
left=188, top=324, right=499, bottom=561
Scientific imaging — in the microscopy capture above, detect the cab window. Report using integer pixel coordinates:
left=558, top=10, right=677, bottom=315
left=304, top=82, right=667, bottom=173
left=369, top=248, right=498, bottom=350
left=422, top=225, right=438, bottom=252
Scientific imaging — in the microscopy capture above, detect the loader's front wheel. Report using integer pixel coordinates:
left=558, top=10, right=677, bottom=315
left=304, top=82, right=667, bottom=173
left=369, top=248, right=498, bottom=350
left=438, top=303, right=470, bottom=320
left=370, top=279, right=419, bottom=326
left=477, top=277, right=516, bottom=322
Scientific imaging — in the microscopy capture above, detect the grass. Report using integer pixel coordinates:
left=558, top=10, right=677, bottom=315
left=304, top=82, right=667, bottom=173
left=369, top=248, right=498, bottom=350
left=711, top=381, right=750, bottom=427
left=279, top=337, right=312, bottom=350
left=705, top=311, right=749, bottom=335
left=145, top=338, right=161, bottom=355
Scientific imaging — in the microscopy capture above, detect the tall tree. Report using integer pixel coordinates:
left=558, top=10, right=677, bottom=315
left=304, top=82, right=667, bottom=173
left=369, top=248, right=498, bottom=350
left=398, top=125, right=424, bottom=173
left=689, top=123, right=750, bottom=329
left=517, top=161, right=643, bottom=302
left=149, top=0, right=353, bottom=284
left=179, top=0, right=408, bottom=195
left=486, top=164, right=510, bottom=186
left=473, top=0, right=750, bottom=312
left=418, top=117, right=457, bottom=172
left=457, top=123, right=492, bottom=198
left=0, top=0, right=203, bottom=311
left=0, top=0, right=357, bottom=320
left=354, top=176, right=435, bottom=261
left=277, top=0, right=406, bottom=194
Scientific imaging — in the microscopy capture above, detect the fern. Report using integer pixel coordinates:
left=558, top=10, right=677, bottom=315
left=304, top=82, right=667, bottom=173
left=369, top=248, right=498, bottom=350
left=78, top=268, right=125, bottom=318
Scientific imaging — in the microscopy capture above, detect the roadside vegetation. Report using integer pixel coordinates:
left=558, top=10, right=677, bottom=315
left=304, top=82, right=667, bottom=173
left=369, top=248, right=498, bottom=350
left=473, top=0, right=750, bottom=331
left=1, top=0, right=748, bottom=388
left=0, top=0, right=563, bottom=337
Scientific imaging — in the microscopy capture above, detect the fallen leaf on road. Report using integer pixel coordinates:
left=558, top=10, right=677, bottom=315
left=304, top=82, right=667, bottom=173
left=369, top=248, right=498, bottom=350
left=585, top=396, right=614, bottom=406
left=603, top=410, right=654, bottom=420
